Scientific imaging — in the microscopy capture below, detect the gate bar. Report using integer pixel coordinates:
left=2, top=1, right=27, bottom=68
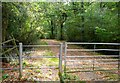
left=66, top=42, right=120, bottom=45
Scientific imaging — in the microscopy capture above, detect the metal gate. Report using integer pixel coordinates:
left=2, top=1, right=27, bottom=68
left=64, top=42, right=120, bottom=81
left=19, top=43, right=63, bottom=81
left=1, top=43, right=63, bottom=81
left=1, top=42, right=120, bottom=81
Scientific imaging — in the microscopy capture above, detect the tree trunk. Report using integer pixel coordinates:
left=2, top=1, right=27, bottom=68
left=2, top=3, right=8, bottom=42
left=51, top=19, right=54, bottom=39
left=81, top=2, right=84, bottom=42
left=117, top=1, right=120, bottom=42
left=60, top=23, right=63, bottom=40
left=100, top=2, right=102, bottom=9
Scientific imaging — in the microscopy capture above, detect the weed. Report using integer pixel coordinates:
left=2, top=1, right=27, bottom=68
left=62, top=73, right=79, bottom=81
left=23, top=61, right=29, bottom=67
left=10, top=61, right=19, bottom=66
left=46, top=58, right=59, bottom=66
left=44, top=51, right=54, bottom=56
left=35, top=69, right=41, bottom=73
left=2, top=74, right=9, bottom=79
left=36, top=40, right=48, bottom=45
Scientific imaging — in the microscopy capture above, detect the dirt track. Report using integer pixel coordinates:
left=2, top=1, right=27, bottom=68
left=42, top=39, right=119, bottom=81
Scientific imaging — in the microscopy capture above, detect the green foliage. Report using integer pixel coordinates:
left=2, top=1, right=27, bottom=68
left=2, top=74, right=9, bottom=79
left=10, top=61, right=19, bottom=66
left=44, top=51, right=54, bottom=56
left=50, top=58, right=59, bottom=62
left=2, top=2, right=47, bottom=44
left=62, top=73, right=80, bottom=81
left=35, top=69, right=41, bottom=73
left=23, top=60, right=33, bottom=67
left=23, top=61, right=29, bottom=67
left=2, top=2, right=120, bottom=44
left=35, top=40, right=48, bottom=45
left=61, top=73, right=86, bottom=82
left=47, top=58, right=59, bottom=67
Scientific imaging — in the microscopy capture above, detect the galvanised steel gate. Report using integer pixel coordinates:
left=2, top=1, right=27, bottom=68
left=2, top=43, right=63, bottom=81
left=19, top=43, right=63, bottom=80
left=64, top=42, right=120, bottom=81
left=1, top=42, right=120, bottom=81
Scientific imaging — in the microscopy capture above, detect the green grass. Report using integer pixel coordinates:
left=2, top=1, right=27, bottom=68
left=44, top=58, right=59, bottom=67
left=23, top=60, right=34, bottom=67
left=61, top=73, right=86, bottom=83
left=104, top=72, right=119, bottom=81
left=62, top=73, right=79, bottom=80
left=2, top=74, right=9, bottom=80
left=34, top=69, right=41, bottom=73
left=50, top=58, right=59, bottom=62
left=44, top=50, right=54, bottom=56
left=35, top=40, right=48, bottom=45
left=22, top=57, right=59, bottom=68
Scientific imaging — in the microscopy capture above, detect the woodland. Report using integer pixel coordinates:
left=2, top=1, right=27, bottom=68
left=2, top=2, right=120, bottom=44
left=1, top=1, right=120, bottom=82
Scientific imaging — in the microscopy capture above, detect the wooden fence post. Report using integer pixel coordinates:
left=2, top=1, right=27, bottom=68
left=19, top=43, right=23, bottom=78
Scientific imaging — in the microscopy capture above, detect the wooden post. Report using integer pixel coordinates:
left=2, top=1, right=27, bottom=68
left=19, top=43, right=23, bottom=78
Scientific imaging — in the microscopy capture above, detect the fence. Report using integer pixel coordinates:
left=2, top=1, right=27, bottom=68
left=19, top=43, right=63, bottom=79
left=1, top=42, right=120, bottom=81
left=64, top=42, right=120, bottom=81
left=1, top=39, right=18, bottom=55
left=1, top=42, right=63, bottom=80
left=1, top=39, right=19, bottom=65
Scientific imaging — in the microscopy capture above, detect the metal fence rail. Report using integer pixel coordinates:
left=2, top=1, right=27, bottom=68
left=1, top=42, right=120, bottom=81
left=67, top=42, right=120, bottom=45
left=64, top=42, right=120, bottom=81
left=19, top=43, right=63, bottom=78
left=1, top=43, right=63, bottom=80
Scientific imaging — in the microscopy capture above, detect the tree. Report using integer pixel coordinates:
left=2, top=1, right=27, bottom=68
left=2, top=2, right=120, bottom=44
